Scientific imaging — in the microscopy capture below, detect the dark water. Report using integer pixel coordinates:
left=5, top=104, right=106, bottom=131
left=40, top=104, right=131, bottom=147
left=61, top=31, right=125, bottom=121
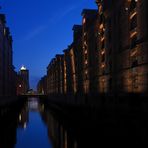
left=0, top=98, right=53, bottom=148
left=15, top=99, right=52, bottom=148
left=1, top=97, right=148, bottom=148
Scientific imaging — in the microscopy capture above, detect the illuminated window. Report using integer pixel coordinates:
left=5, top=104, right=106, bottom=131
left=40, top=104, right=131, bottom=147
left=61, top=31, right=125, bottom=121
left=99, top=5, right=103, bottom=14
left=84, top=50, right=88, bottom=54
left=83, top=18, right=86, bottom=24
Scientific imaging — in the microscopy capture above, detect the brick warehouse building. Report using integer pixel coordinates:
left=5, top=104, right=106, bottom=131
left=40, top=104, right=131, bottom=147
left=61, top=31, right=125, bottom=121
left=81, top=9, right=98, bottom=94
left=47, top=55, right=64, bottom=94
left=96, top=0, right=148, bottom=95
left=40, top=0, right=148, bottom=97
left=0, top=14, right=17, bottom=97
left=37, top=75, right=47, bottom=94
left=72, top=25, right=83, bottom=94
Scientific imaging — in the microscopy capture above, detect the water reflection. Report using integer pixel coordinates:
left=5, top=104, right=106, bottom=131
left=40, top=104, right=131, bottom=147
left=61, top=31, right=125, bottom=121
left=16, top=98, right=52, bottom=148
left=1, top=98, right=148, bottom=148
left=0, top=98, right=52, bottom=148
left=41, top=103, right=148, bottom=147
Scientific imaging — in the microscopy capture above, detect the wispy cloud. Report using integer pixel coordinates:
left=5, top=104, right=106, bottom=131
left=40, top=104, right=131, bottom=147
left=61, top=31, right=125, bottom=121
left=56, top=5, right=79, bottom=21
left=24, top=24, right=48, bottom=41
left=23, top=4, right=79, bottom=41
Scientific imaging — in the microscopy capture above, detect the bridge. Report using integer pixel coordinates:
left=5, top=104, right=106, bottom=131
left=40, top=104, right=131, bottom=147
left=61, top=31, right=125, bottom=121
left=19, top=93, right=47, bottom=98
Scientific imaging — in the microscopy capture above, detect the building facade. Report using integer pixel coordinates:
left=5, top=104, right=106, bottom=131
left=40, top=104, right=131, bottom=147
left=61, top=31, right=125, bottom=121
left=0, top=14, right=16, bottom=97
left=72, top=25, right=83, bottom=94
left=37, top=75, right=47, bottom=94
left=47, top=55, right=64, bottom=94
left=81, top=9, right=98, bottom=94
left=96, top=0, right=148, bottom=95
left=43, top=0, right=148, bottom=96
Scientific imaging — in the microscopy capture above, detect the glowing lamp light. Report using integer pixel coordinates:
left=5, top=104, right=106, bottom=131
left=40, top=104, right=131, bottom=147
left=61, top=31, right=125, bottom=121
left=20, top=65, right=27, bottom=71
left=83, top=18, right=86, bottom=24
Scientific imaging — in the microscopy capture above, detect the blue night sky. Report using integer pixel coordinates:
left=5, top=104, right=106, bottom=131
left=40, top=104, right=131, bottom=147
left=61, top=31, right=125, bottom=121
left=0, top=0, right=97, bottom=89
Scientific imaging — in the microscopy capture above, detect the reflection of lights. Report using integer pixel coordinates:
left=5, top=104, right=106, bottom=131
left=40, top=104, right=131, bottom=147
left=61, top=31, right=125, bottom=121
left=19, top=114, right=22, bottom=121
left=19, top=84, right=22, bottom=88
left=23, top=123, right=27, bottom=129
left=41, top=105, right=44, bottom=110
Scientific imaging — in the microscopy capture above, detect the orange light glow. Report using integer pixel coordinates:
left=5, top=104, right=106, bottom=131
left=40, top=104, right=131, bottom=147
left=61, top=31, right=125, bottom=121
left=130, top=31, right=137, bottom=38
left=130, top=11, right=137, bottom=19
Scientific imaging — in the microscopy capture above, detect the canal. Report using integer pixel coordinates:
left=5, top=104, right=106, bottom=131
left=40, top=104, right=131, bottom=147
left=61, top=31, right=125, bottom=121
left=0, top=97, right=148, bottom=147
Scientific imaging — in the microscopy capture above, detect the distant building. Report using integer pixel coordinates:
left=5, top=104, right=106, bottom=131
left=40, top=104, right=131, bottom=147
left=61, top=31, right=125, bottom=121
left=63, top=46, right=75, bottom=94
left=37, top=75, right=47, bottom=94
left=17, top=66, right=29, bottom=95
left=47, top=55, right=64, bottom=94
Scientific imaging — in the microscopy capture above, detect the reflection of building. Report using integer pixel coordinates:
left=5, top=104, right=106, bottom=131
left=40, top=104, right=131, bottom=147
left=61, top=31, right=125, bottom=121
left=0, top=14, right=17, bottom=97
left=41, top=109, right=74, bottom=148
left=37, top=75, right=47, bottom=94
left=17, top=66, right=30, bottom=95
left=18, top=105, right=29, bottom=129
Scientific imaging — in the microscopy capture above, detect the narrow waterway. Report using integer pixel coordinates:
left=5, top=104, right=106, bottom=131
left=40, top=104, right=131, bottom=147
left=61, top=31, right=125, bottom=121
left=15, top=98, right=52, bottom=148
left=1, top=97, right=148, bottom=147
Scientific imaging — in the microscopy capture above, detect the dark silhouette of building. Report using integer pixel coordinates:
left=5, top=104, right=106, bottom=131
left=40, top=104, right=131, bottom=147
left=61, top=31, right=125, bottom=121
left=0, top=14, right=17, bottom=97
left=37, top=75, right=47, bottom=94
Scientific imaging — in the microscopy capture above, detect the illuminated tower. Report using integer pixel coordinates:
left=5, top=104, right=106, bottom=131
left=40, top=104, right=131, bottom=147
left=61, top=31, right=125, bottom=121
left=17, top=66, right=30, bottom=95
